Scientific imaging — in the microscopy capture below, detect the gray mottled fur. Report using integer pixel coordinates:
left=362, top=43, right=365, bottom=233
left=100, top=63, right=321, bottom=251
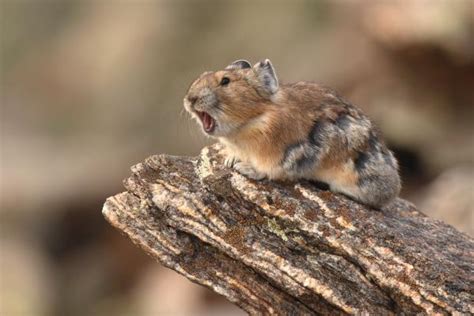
left=282, top=115, right=400, bottom=209
left=354, top=134, right=401, bottom=208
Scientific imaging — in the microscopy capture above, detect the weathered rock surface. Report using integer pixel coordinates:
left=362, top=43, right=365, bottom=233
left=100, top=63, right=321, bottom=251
left=102, top=144, right=474, bottom=315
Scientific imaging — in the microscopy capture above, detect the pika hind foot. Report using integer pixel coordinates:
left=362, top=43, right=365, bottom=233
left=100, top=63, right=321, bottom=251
left=233, top=161, right=266, bottom=180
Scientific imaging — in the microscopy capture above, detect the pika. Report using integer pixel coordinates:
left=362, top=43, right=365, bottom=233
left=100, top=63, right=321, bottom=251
left=184, top=59, right=401, bottom=208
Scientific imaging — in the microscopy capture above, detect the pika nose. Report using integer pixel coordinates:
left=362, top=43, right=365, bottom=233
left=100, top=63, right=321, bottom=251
left=187, top=95, right=198, bottom=105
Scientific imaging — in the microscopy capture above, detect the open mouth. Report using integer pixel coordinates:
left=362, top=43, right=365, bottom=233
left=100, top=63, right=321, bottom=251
left=196, top=111, right=216, bottom=133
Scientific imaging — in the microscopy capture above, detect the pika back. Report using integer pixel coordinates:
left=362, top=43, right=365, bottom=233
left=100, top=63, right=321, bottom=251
left=184, top=59, right=401, bottom=208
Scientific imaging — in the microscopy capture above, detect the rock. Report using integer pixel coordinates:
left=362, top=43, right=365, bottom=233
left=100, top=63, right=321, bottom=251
left=102, top=144, right=474, bottom=314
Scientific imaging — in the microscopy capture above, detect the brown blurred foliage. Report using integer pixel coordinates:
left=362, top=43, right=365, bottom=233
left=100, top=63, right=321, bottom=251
left=1, top=1, right=473, bottom=315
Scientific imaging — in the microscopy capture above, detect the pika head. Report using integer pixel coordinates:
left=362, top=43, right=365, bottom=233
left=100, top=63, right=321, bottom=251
left=184, top=59, right=279, bottom=137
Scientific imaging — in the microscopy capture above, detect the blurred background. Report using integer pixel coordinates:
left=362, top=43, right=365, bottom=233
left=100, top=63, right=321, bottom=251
left=1, top=0, right=473, bottom=315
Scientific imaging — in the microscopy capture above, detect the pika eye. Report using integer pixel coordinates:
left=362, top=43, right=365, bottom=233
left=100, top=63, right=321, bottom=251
left=220, top=77, right=230, bottom=86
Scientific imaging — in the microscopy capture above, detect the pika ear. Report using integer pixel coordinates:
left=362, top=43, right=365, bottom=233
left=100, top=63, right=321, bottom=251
left=253, top=59, right=279, bottom=94
left=225, top=59, right=252, bottom=70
